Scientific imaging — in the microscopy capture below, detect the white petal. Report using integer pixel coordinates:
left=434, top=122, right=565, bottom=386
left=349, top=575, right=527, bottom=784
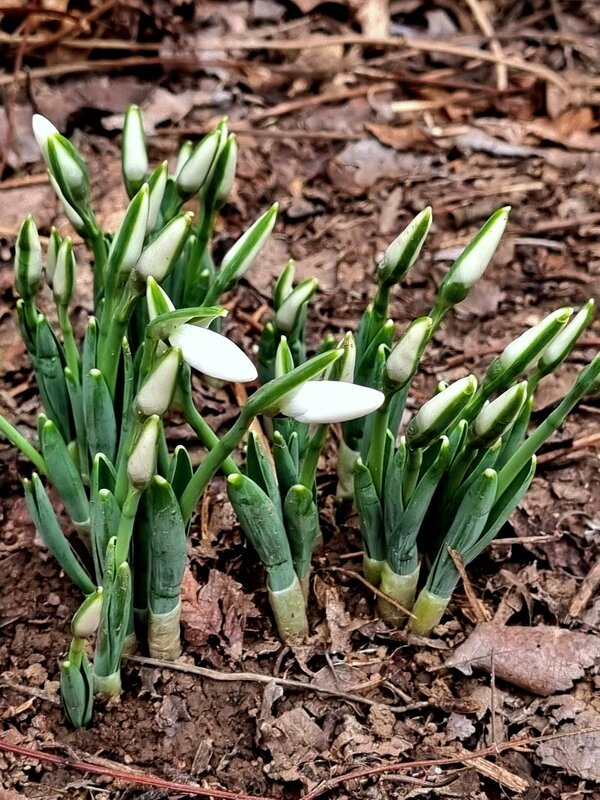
left=32, top=114, right=59, bottom=155
left=281, top=381, right=384, bottom=424
left=170, top=323, right=257, bottom=383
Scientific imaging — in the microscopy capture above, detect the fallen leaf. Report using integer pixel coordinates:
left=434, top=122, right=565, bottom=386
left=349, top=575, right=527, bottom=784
left=259, top=706, right=328, bottom=783
left=538, top=711, right=600, bottom=781
left=445, top=712, right=476, bottom=741
left=367, top=122, right=435, bottom=152
left=446, top=623, right=600, bottom=695
left=180, top=568, right=259, bottom=665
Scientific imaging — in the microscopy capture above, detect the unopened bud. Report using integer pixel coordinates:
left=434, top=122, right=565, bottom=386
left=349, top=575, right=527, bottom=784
left=15, top=215, right=42, bottom=300
left=127, top=415, right=160, bottom=489
left=407, top=375, right=477, bottom=449
left=386, top=316, right=432, bottom=386
left=378, top=207, right=432, bottom=287
left=134, top=348, right=182, bottom=417
left=122, top=105, right=148, bottom=196
left=275, top=277, right=317, bottom=334
left=71, top=589, right=103, bottom=638
left=135, top=212, right=193, bottom=281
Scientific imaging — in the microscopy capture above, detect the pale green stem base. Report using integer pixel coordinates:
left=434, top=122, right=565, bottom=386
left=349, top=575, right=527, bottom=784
left=377, top=562, right=420, bottom=627
left=363, top=554, right=384, bottom=587
left=268, top=576, right=309, bottom=642
left=93, top=670, right=122, bottom=698
left=410, top=588, right=450, bottom=636
left=336, top=440, right=359, bottom=501
left=148, top=603, right=182, bottom=660
left=300, top=571, right=310, bottom=602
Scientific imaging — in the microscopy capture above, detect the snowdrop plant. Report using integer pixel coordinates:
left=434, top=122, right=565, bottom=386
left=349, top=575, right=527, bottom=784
left=2, top=107, right=375, bottom=724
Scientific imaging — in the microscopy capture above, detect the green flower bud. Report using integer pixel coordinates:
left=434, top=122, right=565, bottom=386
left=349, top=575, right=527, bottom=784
left=135, top=211, right=193, bottom=281
left=71, top=589, right=103, bottom=638
left=274, top=277, right=318, bottom=334
left=45, top=227, right=62, bottom=288
left=273, top=260, right=295, bottom=310
left=472, top=381, right=527, bottom=446
left=176, top=129, right=220, bottom=196
left=438, top=207, right=509, bottom=306
left=538, top=299, right=595, bottom=376
left=108, top=183, right=149, bottom=274
left=174, top=140, right=194, bottom=178
left=275, top=335, right=295, bottom=378
left=134, top=348, right=182, bottom=417
left=386, top=316, right=433, bottom=386
left=499, top=307, right=573, bottom=373
left=220, top=203, right=279, bottom=285
left=212, top=134, right=237, bottom=208
left=407, top=375, right=477, bottom=450
left=378, top=206, right=432, bottom=287
left=48, top=173, right=85, bottom=231
left=15, top=215, right=42, bottom=300
left=52, top=237, right=76, bottom=306
left=122, top=104, right=148, bottom=196
left=327, top=332, right=356, bottom=383
left=146, top=160, right=168, bottom=233
left=127, top=415, right=160, bottom=489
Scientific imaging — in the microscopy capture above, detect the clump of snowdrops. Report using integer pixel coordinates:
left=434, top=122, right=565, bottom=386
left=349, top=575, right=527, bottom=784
left=1, top=107, right=598, bottom=729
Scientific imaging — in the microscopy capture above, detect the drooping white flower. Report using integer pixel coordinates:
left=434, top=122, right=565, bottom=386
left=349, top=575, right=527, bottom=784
left=146, top=280, right=257, bottom=384
left=71, top=588, right=103, bottom=639
left=280, top=381, right=384, bottom=424
left=170, top=324, right=257, bottom=383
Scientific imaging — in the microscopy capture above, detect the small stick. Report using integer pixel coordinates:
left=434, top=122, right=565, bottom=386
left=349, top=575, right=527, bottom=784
left=449, top=548, right=490, bottom=623
left=564, top=559, right=600, bottom=623
left=122, top=654, right=426, bottom=713
left=536, top=431, right=600, bottom=464
left=463, top=0, right=508, bottom=90
left=0, top=679, right=60, bottom=705
left=324, top=566, right=417, bottom=619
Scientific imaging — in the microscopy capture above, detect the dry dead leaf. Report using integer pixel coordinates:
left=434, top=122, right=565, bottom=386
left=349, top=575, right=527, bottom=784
left=367, top=122, right=435, bottom=152
left=180, top=567, right=258, bottom=665
left=538, top=710, right=600, bottom=781
left=259, top=706, right=328, bottom=783
left=446, top=623, right=600, bottom=695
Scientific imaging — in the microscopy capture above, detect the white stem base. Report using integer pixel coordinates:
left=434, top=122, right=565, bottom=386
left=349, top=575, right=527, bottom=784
left=269, top=575, right=309, bottom=643
left=377, top=562, right=420, bottom=626
left=148, top=602, right=182, bottom=660
left=93, top=670, right=122, bottom=697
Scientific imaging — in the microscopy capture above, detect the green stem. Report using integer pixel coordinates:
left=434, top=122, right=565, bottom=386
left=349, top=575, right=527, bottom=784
left=372, top=284, right=391, bottom=326
left=98, top=283, right=140, bottom=398
left=183, top=395, right=239, bottom=477
left=299, top=424, right=328, bottom=489
left=180, top=407, right=253, bottom=524
left=115, top=419, right=140, bottom=507
left=58, top=305, right=80, bottom=377
left=114, top=486, right=141, bottom=565
left=409, top=588, right=450, bottom=636
left=0, top=415, right=47, bottom=474
left=88, top=228, right=108, bottom=309
left=365, top=398, right=390, bottom=498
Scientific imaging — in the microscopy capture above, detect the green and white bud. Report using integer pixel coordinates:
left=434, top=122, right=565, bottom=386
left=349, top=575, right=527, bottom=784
left=15, top=215, right=42, bottom=300
left=328, top=332, right=356, bottom=383
left=46, top=134, right=90, bottom=206
left=472, top=381, right=527, bottom=445
left=386, top=316, right=433, bottom=386
left=273, top=260, right=295, bottom=310
left=32, top=113, right=59, bottom=157
left=146, top=161, right=168, bottom=233
left=134, top=347, right=182, bottom=417
left=146, top=276, right=175, bottom=319
left=108, top=183, right=149, bottom=274
left=499, top=307, right=573, bottom=373
left=378, top=206, right=432, bottom=287
left=212, top=134, right=237, bottom=208
left=174, top=139, right=194, bottom=178
left=53, top=237, right=75, bottom=306
left=275, top=335, right=295, bottom=378
left=275, top=277, right=318, bottom=334
left=71, top=589, right=103, bottom=638
left=176, top=129, right=220, bottom=195
left=438, top=207, right=510, bottom=306
left=45, top=227, right=62, bottom=288
left=48, top=173, right=85, bottom=231
left=407, top=375, right=477, bottom=450
left=122, top=104, right=148, bottom=196
left=127, top=415, right=160, bottom=489
left=539, top=299, right=595, bottom=376
left=135, top=212, right=193, bottom=281
left=220, top=203, right=279, bottom=284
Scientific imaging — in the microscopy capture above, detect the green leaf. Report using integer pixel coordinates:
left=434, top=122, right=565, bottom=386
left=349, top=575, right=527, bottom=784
left=147, top=476, right=187, bottom=615
left=84, top=368, right=117, bottom=462
left=284, top=484, right=320, bottom=581
left=41, top=418, right=89, bottom=525
left=354, top=458, right=385, bottom=562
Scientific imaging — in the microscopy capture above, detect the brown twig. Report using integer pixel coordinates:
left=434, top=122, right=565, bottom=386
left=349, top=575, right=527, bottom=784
left=301, top=727, right=600, bottom=800
left=536, top=431, right=600, bottom=464
left=0, top=34, right=570, bottom=90
left=463, top=0, right=508, bottom=90
left=122, top=653, right=425, bottom=713
left=449, top=548, right=490, bottom=624
left=564, top=559, right=600, bottom=623
left=0, top=739, right=269, bottom=800
left=325, top=566, right=417, bottom=620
